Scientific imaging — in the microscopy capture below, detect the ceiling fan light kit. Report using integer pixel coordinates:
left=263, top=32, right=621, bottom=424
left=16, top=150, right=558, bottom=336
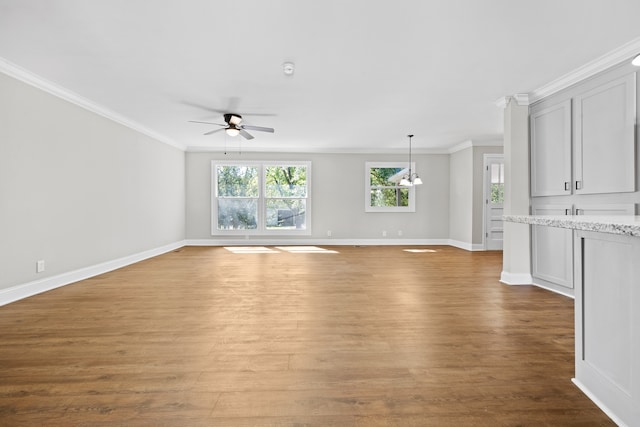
left=225, top=126, right=240, bottom=137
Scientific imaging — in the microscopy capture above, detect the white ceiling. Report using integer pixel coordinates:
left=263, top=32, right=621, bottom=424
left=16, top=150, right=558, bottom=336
left=1, top=0, right=640, bottom=153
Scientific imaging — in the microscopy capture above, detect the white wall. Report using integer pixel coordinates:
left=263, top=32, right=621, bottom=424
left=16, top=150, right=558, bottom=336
left=0, top=72, right=186, bottom=293
left=186, top=151, right=450, bottom=242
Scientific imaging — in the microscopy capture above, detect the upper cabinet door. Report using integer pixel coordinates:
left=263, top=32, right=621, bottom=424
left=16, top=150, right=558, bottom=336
left=574, top=73, right=636, bottom=195
left=530, top=99, right=572, bottom=197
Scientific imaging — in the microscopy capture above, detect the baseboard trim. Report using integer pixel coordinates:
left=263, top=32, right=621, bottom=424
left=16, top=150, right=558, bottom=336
left=0, top=241, right=186, bottom=307
left=500, top=271, right=533, bottom=285
left=186, top=238, right=453, bottom=247
left=571, top=378, right=626, bottom=427
left=448, top=240, right=486, bottom=251
left=531, top=280, right=575, bottom=299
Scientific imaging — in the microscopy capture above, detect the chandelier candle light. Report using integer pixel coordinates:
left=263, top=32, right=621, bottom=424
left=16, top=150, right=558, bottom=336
left=399, top=134, right=423, bottom=186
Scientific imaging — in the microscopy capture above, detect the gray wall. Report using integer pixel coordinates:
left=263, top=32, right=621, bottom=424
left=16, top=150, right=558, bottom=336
left=0, top=72, right=186, bottom=291
left=449, top=147, right=473, bottom=244
left=186, top=151, right=450, bottom=242
left=448, top=145, right=504, bottom=247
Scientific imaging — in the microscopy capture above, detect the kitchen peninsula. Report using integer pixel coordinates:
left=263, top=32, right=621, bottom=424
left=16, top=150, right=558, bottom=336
left=504, top=214, right=640, bottom=427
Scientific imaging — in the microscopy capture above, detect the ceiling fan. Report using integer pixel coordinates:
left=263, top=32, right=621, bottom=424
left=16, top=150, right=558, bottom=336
left=189, top=113, right=274, bottom=140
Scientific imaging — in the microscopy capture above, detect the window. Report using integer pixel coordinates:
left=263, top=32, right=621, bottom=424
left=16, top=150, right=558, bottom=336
left=490, top=162, right=504, bottom=204
left=365, top=162, right=416, bottom=212
left=213, top=161, right=311, bottom=234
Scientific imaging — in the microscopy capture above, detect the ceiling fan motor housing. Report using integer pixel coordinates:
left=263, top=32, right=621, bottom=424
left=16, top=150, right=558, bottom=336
left=224, top=113, right=242, bottom=125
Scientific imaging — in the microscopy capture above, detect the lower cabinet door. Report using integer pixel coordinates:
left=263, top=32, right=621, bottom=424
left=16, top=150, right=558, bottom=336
left=574, top=230, right=640, bottom=427
left=531, top=205, right=574, bottom=293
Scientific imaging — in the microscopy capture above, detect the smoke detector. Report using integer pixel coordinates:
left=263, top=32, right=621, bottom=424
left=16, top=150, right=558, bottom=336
left=283, top=62, right=295, bottom=76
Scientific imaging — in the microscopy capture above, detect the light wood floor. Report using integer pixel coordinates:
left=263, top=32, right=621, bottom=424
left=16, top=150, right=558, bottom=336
left=0, top=245, right=614, bottom=426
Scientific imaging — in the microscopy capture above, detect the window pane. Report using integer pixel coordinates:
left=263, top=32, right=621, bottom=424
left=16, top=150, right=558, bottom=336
left=217, top=165, right=259, bottom=197
left=266, top=199, right=306, bottom=230
left=491, top=163, right=505, bottom=184
left=217, top=199, right=258, bottom=230
left=265, top=166, right=307, bottom=197
left=491, top=183, right=504, bottom=204
left=370, top=188, right=409, bottom=207
left=370, top=167, right=404, bottom=186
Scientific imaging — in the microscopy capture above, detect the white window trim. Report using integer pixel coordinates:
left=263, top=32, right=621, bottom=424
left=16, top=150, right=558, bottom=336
left=365, top=161, right=416, bottom=213
left=212, top=161, right=312, bottom=235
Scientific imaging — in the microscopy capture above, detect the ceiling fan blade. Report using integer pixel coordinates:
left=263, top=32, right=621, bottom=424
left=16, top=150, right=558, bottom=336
left=221, top=97, right=277, bottom=117
left=239, top=129, right=255, bottom=140
left=242, top=125, right=274, bottom=133
left=204, top=128, right=225, bottom=136
left=239, top=112, right=277, bottom=117
left=182, top=100, right=276, bottom=117
left=181, top=101, right=227, bottom=115
left=189, top=120, right=225, bottom=126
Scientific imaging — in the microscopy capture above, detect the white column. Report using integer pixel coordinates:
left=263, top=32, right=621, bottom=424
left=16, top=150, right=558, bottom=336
left=498, top=95, right=532, bottom=284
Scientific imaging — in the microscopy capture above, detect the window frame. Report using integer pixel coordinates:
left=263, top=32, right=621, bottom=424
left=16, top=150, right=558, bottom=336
left=212, top=161, right=312, bottom=235
left=365, top=161, right=416, bottom=213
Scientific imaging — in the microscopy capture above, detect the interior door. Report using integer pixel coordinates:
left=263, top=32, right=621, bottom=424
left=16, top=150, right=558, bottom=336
left=484, top=155, right=504, bottom=250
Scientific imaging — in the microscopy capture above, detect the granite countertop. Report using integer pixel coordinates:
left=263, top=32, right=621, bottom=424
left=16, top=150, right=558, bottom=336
left=503, top=215, right=640, bottom=237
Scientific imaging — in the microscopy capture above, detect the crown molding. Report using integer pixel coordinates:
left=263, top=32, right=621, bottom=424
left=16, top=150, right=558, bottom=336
left=187, top=140, right=503, bottom=155
left=495, top=93, right=530, bottom=109
left=0, top=57, right=185, bottom=151
left=185, top=145, right=454, bottom=155
left=447, top=139, right=503, bottom=154
left=530, top=36, right=640, bottom=103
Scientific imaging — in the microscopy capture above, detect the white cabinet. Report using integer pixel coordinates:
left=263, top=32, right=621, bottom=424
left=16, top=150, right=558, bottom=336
left=531, top=205, right=573, bottom=293
left=530, top=72, right=636, bottom=197
left=531, top=203, right=636, bottom=294
left=574, top=73, right=636, bottom=195
left=573, top=230, right=640, bottom=427
left=530, top=100, right=572, bottom=197
left=575, top=203, right=636, bottom=216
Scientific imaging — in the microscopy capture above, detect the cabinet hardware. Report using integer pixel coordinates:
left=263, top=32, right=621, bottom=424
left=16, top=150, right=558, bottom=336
left=576, top=209, right=583, bottom=215
left=564, top=181, right=571, bottom=191
left=565, top=209, right=571, bottom=215
left=575, top=181, right=582, bottom=190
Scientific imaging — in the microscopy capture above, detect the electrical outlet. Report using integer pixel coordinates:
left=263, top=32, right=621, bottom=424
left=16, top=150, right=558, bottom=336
left=36, top=260, right=45, bottom=273
left=382, top=230, right=387, bottom=237
left=398, top=230, right=403, bottom=236
left=327, top=230, right=332, bottom=237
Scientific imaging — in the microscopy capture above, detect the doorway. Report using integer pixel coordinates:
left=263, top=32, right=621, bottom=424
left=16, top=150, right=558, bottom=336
left=484, top=154, right=504, bottom=250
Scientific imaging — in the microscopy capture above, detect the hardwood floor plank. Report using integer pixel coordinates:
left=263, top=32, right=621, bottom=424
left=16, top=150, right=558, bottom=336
left=0, top=246, right=615, bottom=425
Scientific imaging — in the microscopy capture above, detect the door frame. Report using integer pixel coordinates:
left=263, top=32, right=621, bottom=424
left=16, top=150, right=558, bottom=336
left=483, top=154, right=505, bottom=250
